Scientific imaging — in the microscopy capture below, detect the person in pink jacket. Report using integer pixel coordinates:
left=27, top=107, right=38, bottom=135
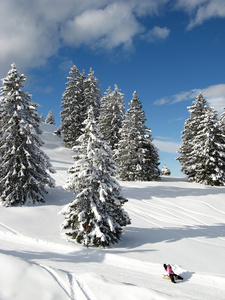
left=164, top=264, right=183, bottom=283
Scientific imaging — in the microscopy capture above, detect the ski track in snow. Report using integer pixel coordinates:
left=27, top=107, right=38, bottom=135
left=0, top=222, right=23, bottom=236
left=38, top=264, right=94, bottom=300
left=127, top=196, right=225, bottom=245
left=1, top=205, right=225, bottom=300
left=1, top=190, right=225, bottom=300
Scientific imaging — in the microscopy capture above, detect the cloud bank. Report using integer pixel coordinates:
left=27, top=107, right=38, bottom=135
left=0, top=0, right=168, bottom=76
left=1, top=0, right=225, bottom=77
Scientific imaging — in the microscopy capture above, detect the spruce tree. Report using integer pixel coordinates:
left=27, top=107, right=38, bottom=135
left=220, top=107, right=225, bottom=133
left=161, top=165, right=171, bottom=176
left=83, top=68, right=101, bottom=119
left=177, top=93, right=225, bottom=185
left=40, top=113, right=44, bottom=122
left=177, top=93, right=209, bottom=178
left=191, top=107, right=225, bottom=185
left=115, top=91, right=160, bottom=181
left=0, top=63, right=55, bottom=206
left=60, top=106, right=131, bottom=247
left=61, top=65, right=85, bottom=148
left=45, top=109, right=55, bottom=125
left=99, top=85, right=125, bottom=150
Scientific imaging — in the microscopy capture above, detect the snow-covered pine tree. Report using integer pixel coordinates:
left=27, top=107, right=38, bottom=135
left=191, top=107, right=225, bottom=185
left=177, top=93, right=225, bottom=185
left=83, top=68, right=101, bottom=119
left=0, top=63, right=55, bottom=206
left=115, top=91, right=160, bottom=181
left=40, top=113, right=44, bottom=122
left=45, top=109, right=55, bottom=125
left=60, top=106, right=131, bottom=247
left=161, top=165, right=171, bottom=176
left=177, top=93, right=209, bottom=178
left=99, top=85, right=125, bottom=150
left=61, top=65, right=85, bottom=148
left=220, top=107, right=225, bottom=133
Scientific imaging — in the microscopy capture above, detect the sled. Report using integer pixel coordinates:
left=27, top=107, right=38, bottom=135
left=162, top=274, right=183, bottom=280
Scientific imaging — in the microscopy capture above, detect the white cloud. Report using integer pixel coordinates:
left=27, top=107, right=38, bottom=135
left=154, top=97, right=170, bottom=105
left=202, top=84, right=225, bottom=112
left=175, top=0, right=225, bottom=29
left=61, top=3, right=143, bottom=49
left=153, top=84, right=225, bottom=113
left=143, top=26, right=170, bottom=43
left=0, top=0, right=170, bottom=78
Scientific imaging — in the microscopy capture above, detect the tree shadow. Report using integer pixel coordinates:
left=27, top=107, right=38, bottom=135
left=122, top=182, right=225, bottom=200
left=113, top=223, right=225, bottom=249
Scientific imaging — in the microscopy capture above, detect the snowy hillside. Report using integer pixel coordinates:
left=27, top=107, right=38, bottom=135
left=1, top=123, right=225, bottom=300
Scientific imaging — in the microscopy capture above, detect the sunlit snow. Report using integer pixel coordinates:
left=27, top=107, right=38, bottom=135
left=0, top=123, right=225, bottom=300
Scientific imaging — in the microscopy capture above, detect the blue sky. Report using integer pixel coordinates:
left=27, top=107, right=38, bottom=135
left=1, top=0, right=225, bottom=176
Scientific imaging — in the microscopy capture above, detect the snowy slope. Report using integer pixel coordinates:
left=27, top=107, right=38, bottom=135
left=1, top=123, right=225, bottom=300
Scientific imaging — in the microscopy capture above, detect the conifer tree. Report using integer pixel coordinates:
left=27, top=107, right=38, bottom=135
left=161, top=165, right=171, bottom=176
left=177, top=93, right=225, bottom=185
left=191, top=107, right=225, bottom=185
left=220, top=107, right=225, bottom=133
left=61, top=65, right=85, bottom=148
left=40, top=113, right=44, bottom=122
left=83, top=68, right=101, bottom=119
left=115, top=91, right=160, bottom=181
left=45, top=109, right=55, bottom=125
left=177, top=93, right=209, bottom=178
left=60, top=106, right=131, bottom=247
left=61, top=66, right=101, bottom=148
left=99, top=85, right=125, bottom=150
left=0, top=63, right=55, bottom=206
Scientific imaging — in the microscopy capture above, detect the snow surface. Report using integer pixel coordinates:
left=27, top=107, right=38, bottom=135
left=1, top=123, right=225, bottom=300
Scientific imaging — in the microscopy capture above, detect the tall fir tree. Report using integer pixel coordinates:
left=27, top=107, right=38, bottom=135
left=0, top=63, right=55, bottom=206
left=99, top=85, right=125, bottom=150
left=177, top=93, right=225, bottom=185
left=45, top=109, right=55, bottom=125
left=220, top=107, right=225, bottom=133
left=60, top=106, right=131, bottom=247
left=115, top=91, right=160, bottom=181
left=61, top=65, right=85, bottom=148
left=83, top=68, right=101, bottom=119
left=177, top=93, right=209, bottom=178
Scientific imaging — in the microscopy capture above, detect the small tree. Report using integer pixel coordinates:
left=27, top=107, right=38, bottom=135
left=0, top=64, right=55, bottom=206
left=40, top=113, right=44, bottom=122
left=161, top=165, right=171, bottom=176
left=45, top=109, right=55, bottom=125
left=60, top=106, right=131, bottom=247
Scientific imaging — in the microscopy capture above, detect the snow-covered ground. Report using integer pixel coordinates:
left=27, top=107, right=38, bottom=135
left=1, top=123, right=225, bottom=300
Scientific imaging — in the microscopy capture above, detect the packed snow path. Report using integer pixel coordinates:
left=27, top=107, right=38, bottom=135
left=1, top=124, right=225, bottom=300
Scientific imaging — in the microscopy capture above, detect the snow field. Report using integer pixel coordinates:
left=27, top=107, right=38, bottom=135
left=0, top=124, right=225, bottom=300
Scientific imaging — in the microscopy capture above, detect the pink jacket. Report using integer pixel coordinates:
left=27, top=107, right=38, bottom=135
left=167, top=266, right=174, bottom=275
